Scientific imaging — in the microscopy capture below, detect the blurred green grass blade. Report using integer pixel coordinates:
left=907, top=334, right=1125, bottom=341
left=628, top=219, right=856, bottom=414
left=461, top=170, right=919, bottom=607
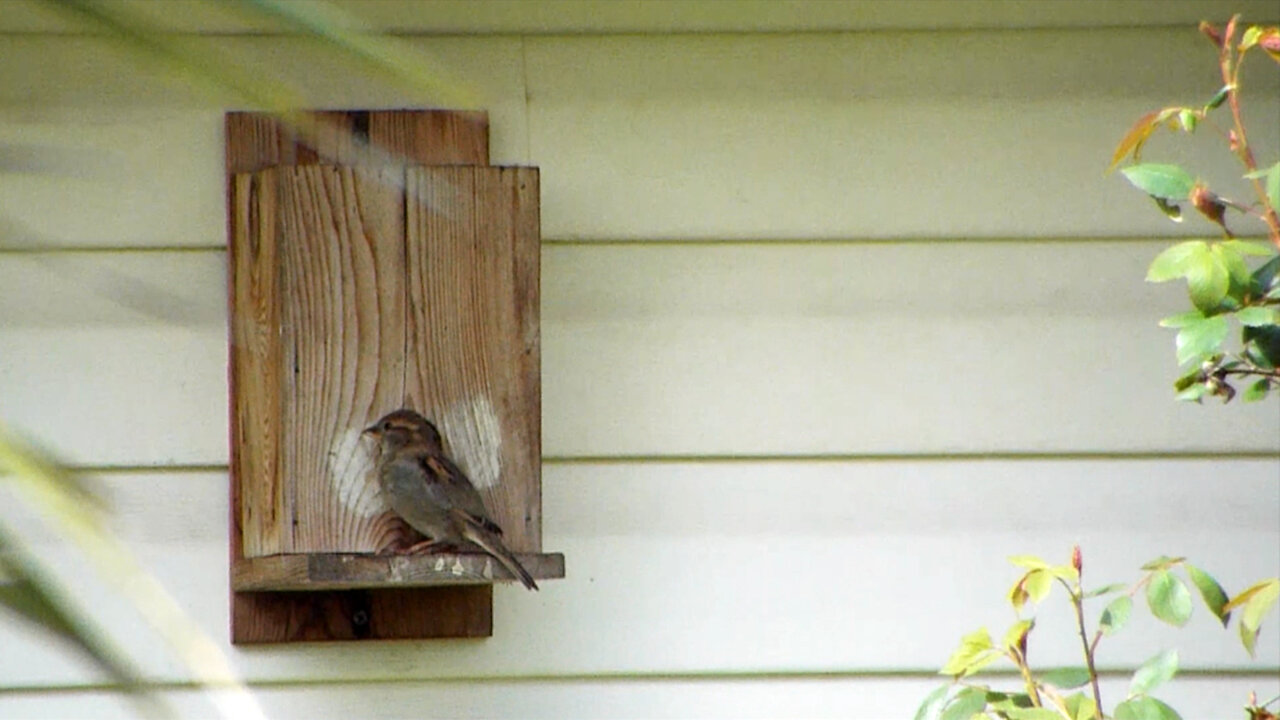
left=45, top=0, right=305, bottom=111
left=1, top=423, right=264, bottom=719
left=41, top=0, right=472, bottom=195
left=239, top=0, right=478, bottom=108
left=47, top=0, right=475, bottom=115
left=0, top=422, right=106, bottom=524
left=0, top=526, right=168, bottom=719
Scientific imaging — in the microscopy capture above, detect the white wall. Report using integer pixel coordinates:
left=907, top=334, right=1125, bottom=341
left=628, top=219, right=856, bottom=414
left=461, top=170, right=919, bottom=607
left=2, top=2, right=1278, bottom=718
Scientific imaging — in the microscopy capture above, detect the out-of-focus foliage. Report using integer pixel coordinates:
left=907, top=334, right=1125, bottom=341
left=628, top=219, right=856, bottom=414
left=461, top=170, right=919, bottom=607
left=1110, top=15, right=1280, bottom=403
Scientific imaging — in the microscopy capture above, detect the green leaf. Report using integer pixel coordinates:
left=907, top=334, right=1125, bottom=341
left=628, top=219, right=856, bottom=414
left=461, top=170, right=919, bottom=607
left=1219, top=240, right=1275, bottom=257
left=1159, top=310, right=1206, bottom=328
left=1003, top=619, right=1034, bottom=653
left=1084, top=582, right=1127, bottom=598
left=1241, top=26, right=1264, bottom=50
left=1110, top=109, right=1178, bottom=171
left=1185, top=564, right=1231, bottom=627
left=1010, top=568, right=1055, bottom=610
left=1186, top=245, right=1230, bottom=311
left=1025, top=569, right=1053, bottom=603
left=1146, top=570, right=1193, bottom=627
left=1153, top=196, right=1183, bottom=221
left=1063, top=692, right=1099, bottom=720
left=1121, top=164, right=1196, bottom=201
left=1130, top=649, right=1178, bottom=695
left=1040, top=666, right=1092, bottom=689
left=1003, top=709, right=1065, bottom=720
left=914, top=684, right=953, bottom=720
left=1213, top=243, right=1253, bottom=290
left=1205, top=84, right=1232, bottom=110
left=1174, top=315, right=1229, bottom=365
left=1047, top=564, right=1079, bottom=582
left=1141, top=556, right=1186, bottom=571
left=1172, top=366, right=1203, bottom=392
left=1242, top=378, right=1271, bottom=402
left=1100, top=595, right=1133, bottom=635
left=1253, top=255, right=1280, bottom=295
left=1236, top=306, right=1279, bottom=327
left=1226, top=578, right=1279, bottom=657
left=1175, top=382, right=1209, bottom=402
left=1244, top=161, right=1280, bottom=211
left=940, top=686, right=990, bottom=720
left=1115, top=696, right=1183, bottom=720
left=1243, top=324, right=1280, bottom=368
left=1008, top=555, right=1049, bottom=569
left=940, top=627, right=999, bottom=677
left=1147, top=241, right=1208, bottom=282
left=1177, top=109, right=1197, bottom=133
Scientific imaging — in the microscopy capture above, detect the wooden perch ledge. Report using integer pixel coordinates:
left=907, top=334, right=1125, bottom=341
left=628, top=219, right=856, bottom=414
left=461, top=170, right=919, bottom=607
left=234, top=552, right=565, bottom=592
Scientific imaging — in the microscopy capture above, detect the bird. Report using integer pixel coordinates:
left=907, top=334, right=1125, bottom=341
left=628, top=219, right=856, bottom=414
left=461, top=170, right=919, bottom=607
left=363, top=408, right=538, bottom=590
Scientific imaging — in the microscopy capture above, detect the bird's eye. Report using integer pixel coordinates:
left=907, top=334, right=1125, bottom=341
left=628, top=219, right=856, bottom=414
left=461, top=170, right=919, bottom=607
left=381, top=421, right=392, bottom=432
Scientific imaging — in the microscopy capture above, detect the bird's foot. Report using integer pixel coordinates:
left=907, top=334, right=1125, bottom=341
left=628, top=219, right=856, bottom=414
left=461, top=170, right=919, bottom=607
left=399, top=539, right=456, bottom=555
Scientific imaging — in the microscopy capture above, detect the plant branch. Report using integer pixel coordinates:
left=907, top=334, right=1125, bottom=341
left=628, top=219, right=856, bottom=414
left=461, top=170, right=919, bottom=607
left=1012, top=649, right=1044, bottom=708
left=1221, top=366, right=1280, bottom=379
left=1218, top=16, right=1280, bottom=248
left=1064, top=578, right=1104, bottom=715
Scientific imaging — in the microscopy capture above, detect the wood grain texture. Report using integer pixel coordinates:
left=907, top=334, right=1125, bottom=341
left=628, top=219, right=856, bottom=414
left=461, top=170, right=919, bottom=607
left=276, top=166, right=406, bottom=553
left=233, top=551, right=565, bottom=591
left=405, top=166, right=542, bottom=551
left=230, top=170, right=284, bottom=557
left=368, top=110, right=489, bottom=166
left=226, top=110, right=512, bottom=643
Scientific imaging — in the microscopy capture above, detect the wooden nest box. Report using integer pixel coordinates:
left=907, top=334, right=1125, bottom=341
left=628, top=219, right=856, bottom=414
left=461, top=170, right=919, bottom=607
left=226, top=110, right=563, bottom=644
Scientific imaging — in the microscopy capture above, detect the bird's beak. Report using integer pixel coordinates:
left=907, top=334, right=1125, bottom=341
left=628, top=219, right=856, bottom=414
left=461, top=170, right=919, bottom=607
left=361, top=424, right=379, bottom=437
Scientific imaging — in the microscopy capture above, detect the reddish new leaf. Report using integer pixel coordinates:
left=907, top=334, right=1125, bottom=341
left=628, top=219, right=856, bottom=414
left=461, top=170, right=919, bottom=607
left=1109, top=109, right=1177, bottom=172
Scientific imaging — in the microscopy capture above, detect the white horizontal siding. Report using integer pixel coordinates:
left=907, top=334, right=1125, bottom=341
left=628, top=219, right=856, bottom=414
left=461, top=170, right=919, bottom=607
left=2, top=11, right=1278, bottom=718
left=0, top=463, right=1276, bottom=689
left=2, top=30, right=1277, bottom=247
left=3, top=245, right=1278, bottom=466
left=2, top=0, right=1276, bottom=34
left=3, top=675, right=1278, bottom=720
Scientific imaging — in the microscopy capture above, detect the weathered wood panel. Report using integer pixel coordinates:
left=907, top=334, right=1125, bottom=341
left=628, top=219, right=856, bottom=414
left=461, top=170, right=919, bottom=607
left=229, top=171, right=284, bottom=556
left=273, top=166, right=406, bottom=554
left=225, top=111, right=502, bottom=642
left=233, top=551, right=565, bottom=591
left=405, top=166, right=542, bottom=551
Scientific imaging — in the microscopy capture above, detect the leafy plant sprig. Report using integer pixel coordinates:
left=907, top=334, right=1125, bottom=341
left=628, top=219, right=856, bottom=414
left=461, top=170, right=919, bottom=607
left=916, top=547, right=1279, bottom=720
left=1110, top=16, right=1280, bottom=403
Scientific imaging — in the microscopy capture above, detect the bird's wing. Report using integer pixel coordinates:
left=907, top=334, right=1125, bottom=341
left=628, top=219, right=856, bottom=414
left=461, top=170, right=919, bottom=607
left=416, top=452, right=505, bottom=536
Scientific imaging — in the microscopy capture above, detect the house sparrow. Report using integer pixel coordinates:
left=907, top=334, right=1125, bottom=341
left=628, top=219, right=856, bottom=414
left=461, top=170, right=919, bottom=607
left=363, top=409, right=538, bottom=590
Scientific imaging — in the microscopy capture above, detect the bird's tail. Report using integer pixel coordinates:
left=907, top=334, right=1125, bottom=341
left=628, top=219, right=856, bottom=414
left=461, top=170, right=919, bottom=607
left=462, top=520, right=538, bottom=591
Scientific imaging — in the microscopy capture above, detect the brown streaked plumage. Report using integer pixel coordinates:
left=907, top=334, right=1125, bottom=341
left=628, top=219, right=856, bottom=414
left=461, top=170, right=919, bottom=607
left=363, top=408, right=537, bottom=590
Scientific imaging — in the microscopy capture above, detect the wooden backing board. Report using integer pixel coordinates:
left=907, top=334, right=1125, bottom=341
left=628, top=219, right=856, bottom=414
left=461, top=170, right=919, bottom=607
left=227, top=109, right=533, bottom=643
